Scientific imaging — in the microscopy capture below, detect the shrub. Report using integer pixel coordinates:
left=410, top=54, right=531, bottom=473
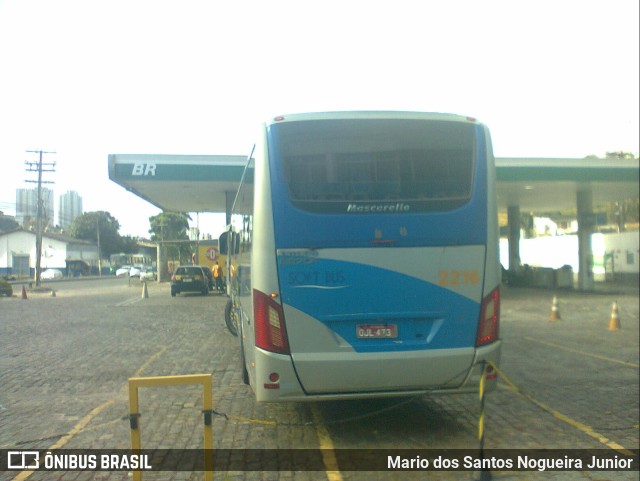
left=0, top=280, right=13, bottom=297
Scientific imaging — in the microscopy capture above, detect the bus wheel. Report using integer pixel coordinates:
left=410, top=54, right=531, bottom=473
left=224, top=299, right=238, bottom=336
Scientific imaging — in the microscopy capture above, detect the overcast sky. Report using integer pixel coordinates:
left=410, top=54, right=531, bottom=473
left=0, top=0, right=638, bottom=237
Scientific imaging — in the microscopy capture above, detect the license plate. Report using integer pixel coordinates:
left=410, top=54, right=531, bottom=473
left=356, top=324, right=398, bottom=339
left=183, top=278, right=192, bottom=282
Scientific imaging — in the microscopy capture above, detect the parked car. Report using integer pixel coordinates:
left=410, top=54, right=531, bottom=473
left=115, top=265, right=131, bottom=277
left=41, top=269, right=63, bottom=280
left=139, top=267, right=157, bottom=282
left=129, top=265, right=144, bottom=278
left=170, top=266, right=210, bottom=296
left=195, top=265, right=215, bottom=290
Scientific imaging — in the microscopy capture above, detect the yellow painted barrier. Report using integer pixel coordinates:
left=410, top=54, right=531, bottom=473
left=128, top=374, right=213, bottom=481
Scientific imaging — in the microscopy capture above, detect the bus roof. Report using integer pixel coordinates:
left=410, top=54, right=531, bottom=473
left=265, top=111, right=482, bottom=126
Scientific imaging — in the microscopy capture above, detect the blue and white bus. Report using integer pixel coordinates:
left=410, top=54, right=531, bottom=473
left=223, top=111, right=500, bottom=402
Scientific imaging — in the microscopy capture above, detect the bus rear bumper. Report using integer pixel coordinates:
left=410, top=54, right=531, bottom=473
left=251, top=340, right=502, bottom=402
left=458, top=339, right=502, bottom=393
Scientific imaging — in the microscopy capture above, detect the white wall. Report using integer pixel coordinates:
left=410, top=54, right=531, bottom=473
left=40, top=236, right=69, bottom=270
left=66, top=243, right=99, bottom=263
left=0, top=231, right=68, bottom=270
left=603, top=231, right=640, bottom=274
left=499, top=231, right=639, bottom=275
left=1, top=231, right=35, bottom=269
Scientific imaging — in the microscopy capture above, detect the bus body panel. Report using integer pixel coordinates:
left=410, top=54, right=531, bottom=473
left=276, top=245, right=485, bottom=393
left=480, top=124, right=501, bottom=299
left=232, top=127, right=275, bottom=392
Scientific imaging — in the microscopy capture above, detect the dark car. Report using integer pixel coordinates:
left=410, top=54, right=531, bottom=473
left=194, top=265, right=214, bottom=291
left=170, top=266, right=210, bottom=297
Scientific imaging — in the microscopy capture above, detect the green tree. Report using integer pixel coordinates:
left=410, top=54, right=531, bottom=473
left=606, top=151, right=638, bottom=160
left=605, top=198, right=640, bottom=231
left=69, top=211, right=123, bottom=258
left=118, top=235, right=140, bottom=254
left=149, top=212, right=193, bottom=262
left=0, top=214, right=19, bottom=232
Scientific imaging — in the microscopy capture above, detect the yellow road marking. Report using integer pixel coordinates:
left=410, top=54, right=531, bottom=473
left=129, top=346, right=168, bottom=381
left=12, top=346, right=167, bottom=481
left=524, top=337, right=640, bottom=368
left=491, top=362, right=635, bottom=457
left=226, top=414, right=276, bottom=426
left=310, top=404, right=343, bottom=481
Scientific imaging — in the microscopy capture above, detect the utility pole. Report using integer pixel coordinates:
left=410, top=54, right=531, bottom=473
left=25, top=150, right=56, bottom=287
left=96, top=217, right=102, bottom=277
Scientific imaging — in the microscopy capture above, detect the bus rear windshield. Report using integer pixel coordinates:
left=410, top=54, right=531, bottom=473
left=275, top=119, right=477, bottom=214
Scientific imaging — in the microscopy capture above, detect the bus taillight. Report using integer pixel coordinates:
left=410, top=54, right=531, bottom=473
left=476, top=287, right=500, bottom=346
left=254, top=289, right=290, bottom=355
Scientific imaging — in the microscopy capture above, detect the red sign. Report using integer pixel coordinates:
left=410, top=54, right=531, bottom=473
left=205, top=247, right=218, bottom=262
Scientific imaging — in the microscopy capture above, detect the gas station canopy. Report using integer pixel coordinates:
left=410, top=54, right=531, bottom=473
left=109, top=154, right=639, bottom=215
left=108, top=154, right=247, bottom=213
left=109, top=153, right=638, bottom=290
left=496, top=157, right=638, bottom=212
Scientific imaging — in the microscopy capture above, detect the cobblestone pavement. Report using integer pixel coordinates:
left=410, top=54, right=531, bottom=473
left=0, top=278, right=638, bottom=481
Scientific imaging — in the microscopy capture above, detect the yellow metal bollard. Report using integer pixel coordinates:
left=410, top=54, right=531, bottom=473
left=128, top=374, right=213, bottom=481
left=477, top=361, right=492, bottom=481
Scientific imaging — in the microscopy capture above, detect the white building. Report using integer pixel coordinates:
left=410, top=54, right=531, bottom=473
left=59, top=190, right=83, bottom=230
left=0, top=228, right=98, bottom=278
left=499, top=230, right=639, bottom=280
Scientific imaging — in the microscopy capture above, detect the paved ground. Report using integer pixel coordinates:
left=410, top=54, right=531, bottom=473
left=0, top=277, right=638, bottom=481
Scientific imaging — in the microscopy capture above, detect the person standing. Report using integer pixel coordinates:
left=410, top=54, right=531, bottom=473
left=212, top=262, right=223, bottom=292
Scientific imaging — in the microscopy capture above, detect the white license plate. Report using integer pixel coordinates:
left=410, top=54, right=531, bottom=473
left=183, top=278, right=192, bottom=282
left=356, top=324, right=398, bottom=339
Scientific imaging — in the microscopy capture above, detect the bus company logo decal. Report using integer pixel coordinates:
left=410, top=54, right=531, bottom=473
left=277, top=249, right=319, bottom=265
left=346, top=203, right=410, bottom=213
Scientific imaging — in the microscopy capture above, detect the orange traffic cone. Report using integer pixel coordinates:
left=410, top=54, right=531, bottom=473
left=21, top=285, right=28, bottom=300
left=549, top=296, right=561, bottom=321
left=608, top=301, right=620, bottom=331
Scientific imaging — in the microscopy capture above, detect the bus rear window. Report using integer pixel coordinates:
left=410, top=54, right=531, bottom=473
left=275, top=119, right=476, bottom=213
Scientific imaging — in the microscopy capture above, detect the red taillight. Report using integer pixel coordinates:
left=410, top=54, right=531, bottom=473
left=476, top=287, right=500, bottom=346
left=253, top=289, right=290, bottom=354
